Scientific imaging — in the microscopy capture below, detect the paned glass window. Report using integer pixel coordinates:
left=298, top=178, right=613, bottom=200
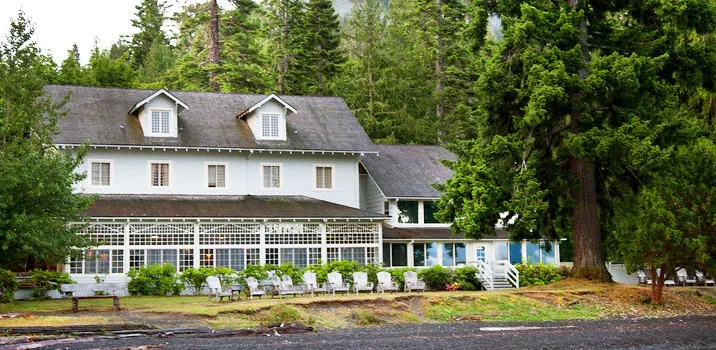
left=315, top=166, right=333, bottom=189
left=91, top=162, right=111, bottom=186
left=151, top=163, right=169, bottom=187
left=151, top=110, right=170, bottom=134
left=423, top=201, right=440, bottom=224
left=397, top=201, right=419, bottom=223
left=207, top=164, right=226, bottom=188
left=261, top=114, right=280, bottom=138
left=262, top=165, right=280, bottom=188
left=413, top=243, right=438, bottom=267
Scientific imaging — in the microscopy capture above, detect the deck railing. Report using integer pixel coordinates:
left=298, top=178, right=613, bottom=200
left=493, top=260, right=520, bottom=289
left=476, top=260, right=494, bottom=291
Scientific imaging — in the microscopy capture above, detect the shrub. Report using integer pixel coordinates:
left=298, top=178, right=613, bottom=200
left=241, top=264, right=268, bottom=283
left=351, top=310, right=384, bottom=325
left=0, top=269, right=19, bottom=303
left=311, top=260, right=361, bottom=283
left=419, top=265, right=451, bottom=290
left=388, top=267, right=418, bottom=290
left=180, top=267, right=214, bottom=295
left=211, top=267, right=238, bottom=286
left=29, top=270, right=73, bottom=299
left=515, top=263, right=563, bottom=286
left=453, top=266, right=480, bottom=291
left=360, top=264, right=385, bottom=286
left=275, top=263, right=303, bottom=283
left=263, top=304, right=302, bottom=325
left=127, top=264, right=184, bottom=296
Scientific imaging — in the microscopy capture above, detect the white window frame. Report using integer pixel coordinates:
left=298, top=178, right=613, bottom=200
left=149, top=108, right=172, bottom=136
left=205, top=162, right=229, bottom=190
left=148, top=160, right=172, bottom=188
left=260, top=113, right=281, bottom=140
left=260, top=163, right=283, bottom=189
left=88, top=159, right=113, bottom=188
left=313, top=164, right=335, bottom=190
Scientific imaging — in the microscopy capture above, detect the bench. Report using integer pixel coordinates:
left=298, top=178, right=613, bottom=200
left=60, top=283, right=123, bottom=313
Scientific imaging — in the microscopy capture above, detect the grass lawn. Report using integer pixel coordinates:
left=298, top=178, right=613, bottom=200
left=1, top=280, right=713, bottom=330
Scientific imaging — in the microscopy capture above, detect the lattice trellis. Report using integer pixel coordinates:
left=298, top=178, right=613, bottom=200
left=128, top=223, right=194, bottom=246
left=82, top=223, right=125, bottom=246
left=326, top=223, right=379, bottom=245
left=265, top=223, right=321, bottom=245
left=198, top=223, right=260, bottom=245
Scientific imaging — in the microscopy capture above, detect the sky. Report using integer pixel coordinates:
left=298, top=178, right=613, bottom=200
left=0, top=0, right=232, bottom=64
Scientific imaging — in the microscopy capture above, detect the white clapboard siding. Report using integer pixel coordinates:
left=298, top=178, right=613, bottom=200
left=361, top=173, right=385, bottom=214
left=77, top=149, right=360, bottom=208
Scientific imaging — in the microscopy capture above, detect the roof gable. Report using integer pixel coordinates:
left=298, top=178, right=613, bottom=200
left=129, top=89, right=188, bottom=115
left=236, top=93, right=297, bottom=119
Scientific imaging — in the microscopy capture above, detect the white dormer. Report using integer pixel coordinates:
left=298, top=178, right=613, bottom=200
left=130, top=89, right=188, bottom=138
left=237, top=94, right=296, bottom=141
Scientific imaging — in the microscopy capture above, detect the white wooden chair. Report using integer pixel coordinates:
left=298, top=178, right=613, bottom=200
left=636, top=271, right=647, bottom=285
left=676, top=268, right=696, bottom=286
left=647, top=269, right=676, bottom=286
left=376, top=271, right=400, bottom=294
left=696, top=271, right=715, bottom=286
left=403, top=271, right=425, bottom=292
left=276, top=275, right=304, bottom=298
left=206, top=276, right=232, bottom=302
left=352, top=272, right=374, bottom=294
left=302, top=271, right=329, bottom=296
left=327, top=271, right=350, bottom=296
left=245, top=277, right=267, bottom=299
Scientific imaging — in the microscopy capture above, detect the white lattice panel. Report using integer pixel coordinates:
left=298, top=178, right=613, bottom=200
left=83, top=223, right=125, bottom=246
left=128, top=223, right=194, bottom=246
left=326, top=223, right=379, bottom=245
left=198, top=223, right=260, bottom=245
left=265, top=223, right=321, bottom=245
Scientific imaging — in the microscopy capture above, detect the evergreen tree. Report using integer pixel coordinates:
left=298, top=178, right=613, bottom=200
left=87, top=46, right=136, bottom=87
left=0, top=12, right=92, bottom=269
left=294, top=0, right=344, bottom=95
left=137, top=39, right=176, bottom=88
left=263, top=0, right=306, bottom=94
left=437, top=0, right=716, bottom=281
left=57, top=43, right=88, bottom=85
left=130, top=0, right=169, bottom=67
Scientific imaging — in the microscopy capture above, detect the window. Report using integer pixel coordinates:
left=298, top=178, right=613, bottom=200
left=382, top=243, right=407, bottom=267
left=327, top=247, right=339, bottom=262
left=151, top=163, right=169, bottom=187
left=178, top=249, right=193, bottom=272
left=413, top=243, right=438, bottom=267
left=129, top=249, right=145, bottom=269
left=397, top=201, right=419, bottom=224
left=151, top=109, right=170, bottom=134
left=207, top=164, right=226, bottom=188
left=200, top=248, right=214, bottom=267
left=476, top=246, right=486, bottom=263
left=262, top=165, right=281, bottom=188
left=540, top=242, right=555, bottom=264
left=84, top=249, right=110, bottom=274
left=340, top=247, right=365, bottom=265
left=309, top=248, right=322, bottom=265
left=280, top=248, right=309, bottom=268
left=423, top=201, right=440, bottom=224
left=217, top=248, right=245, bottom=271
left=111, top=250, right=124, bottom=273
left=383, top=202, right=390, bottom=216
left=261, top=114, right=280, bottom=138
left=147, top=249, right=177, bottom=266
left=266, top=248, right=279, bottom=265
left=315, top=166, right=333, bottom=189
left=246, top=248, right=260, bottom=266
left=526, top=242, right=540, bottom=264
left=495, top=243, right=508, bottom=261
left=441, top=243, right=466, bottom=266
left=509, top=242, right=523, bottom=264
left=90, top=161, right=111, bottom=186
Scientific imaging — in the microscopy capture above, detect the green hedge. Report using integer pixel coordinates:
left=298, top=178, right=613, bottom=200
left=29, top=270, right=73, bottom=299
left=0, top=269, right=19, bottom=303
left=127, top=264, right=184, bottom=296
left=515, top=263, right=563, bottom=286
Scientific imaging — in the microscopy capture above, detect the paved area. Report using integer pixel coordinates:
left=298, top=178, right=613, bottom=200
left=59, top=315, right=716, bottom=350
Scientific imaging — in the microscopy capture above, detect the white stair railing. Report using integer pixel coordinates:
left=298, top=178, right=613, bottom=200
left=504, top=260, right=520, bottom=289
left=476, top=260, right=494, bottom=291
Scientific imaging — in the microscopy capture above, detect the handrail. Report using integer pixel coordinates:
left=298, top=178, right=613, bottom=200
left=504, top=260, right=520, bottom=289
left=476, top=260, right=494, bottom=291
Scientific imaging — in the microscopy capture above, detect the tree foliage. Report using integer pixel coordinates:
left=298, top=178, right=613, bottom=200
left=0, top=12, right=93, bottom=270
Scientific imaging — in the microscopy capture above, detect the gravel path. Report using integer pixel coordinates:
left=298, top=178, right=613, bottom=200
left=56, top=316, right=716, bottom=349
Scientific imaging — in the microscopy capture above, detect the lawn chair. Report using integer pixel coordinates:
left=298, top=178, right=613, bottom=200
left=647, top=269, right=676, bottom=286
left=302, top=271, right=329, bottom=296
left=636, top=271, right=647, bottom=285
left=206, top=276, right=233, bottom=302
left=403, top=271, right=425, bottom=293
left=696, top=271, right=715, bottom=286
left=274, top=275, right=304, bottom=298
left=327, top=271, right=350, bottom=296
left=376, top=271, right=400, bottom=294
left=676, top=268, right=696, bottom=286
left=245, top=277, right=266, bottom=300
left=352, top=272, right=374, bottom=295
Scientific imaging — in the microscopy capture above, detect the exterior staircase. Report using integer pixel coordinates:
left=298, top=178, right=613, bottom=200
left=474, top=260, right=519, bottom=291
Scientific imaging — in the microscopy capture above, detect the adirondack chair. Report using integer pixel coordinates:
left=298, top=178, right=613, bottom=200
left=352, top=272, right=374, bottom=294
left=676, top=268, right=696, bottom=286
left=245, top=277, right=267, bottom=299
left=376, top=271, right=399, bottom=294
left=327, top=271, right=350, bottom=296
left=696, top=271, right=715, bottom=286
left=647, top=269, right=676, bottom=286
left=302, top=271, right=329, bottom=296
left=207, top=276, right=233, bottom=302
left=276, top=275, right=305, bottom=298
left=403, top=271, right=425, bottom=292
left=636, top=271, right=647, bottom=285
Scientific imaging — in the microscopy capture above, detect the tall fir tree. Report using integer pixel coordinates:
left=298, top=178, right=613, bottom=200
left=130, top=0, right=169, bottom=67
left=57, top=43, right=88, bottom=85
left=263, top=0, right=306, bottom=94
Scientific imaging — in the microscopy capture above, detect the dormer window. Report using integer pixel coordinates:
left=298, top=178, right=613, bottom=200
left=151, top=109, right=171, bottom=134
left=261, top=114, right=280, bottom=138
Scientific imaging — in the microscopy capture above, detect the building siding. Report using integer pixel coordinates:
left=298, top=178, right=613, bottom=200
left=362, top=173, right=385, bottom=214
left=79, top=149, right=360, bottom=208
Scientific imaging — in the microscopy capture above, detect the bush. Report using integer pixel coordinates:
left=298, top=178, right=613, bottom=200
left=275, top=263, right=303, bottom=283
left=351, top=310, right=384, bottom=325
left=211, top=267, right=238, bottom=286
left=241, top=264, right=268, bottom=284
left=418, top=265, right=452, bottom=290
left=515, top=263, right=563, bottom=286
left=180, top=267, right=214, bottom=295
left=360, top=264, right=385, bottom=286
left=29, top=270, right=73, bottom=299
left=453, top=266, right=480, bottom=291
left=310, top=260, right=361, bottom=283
left=263, top=304, right=302, bottom=325
left=127, top=264, right=184, bottom=296
left=0, top=269, right=18, bottom=303
left=387, top=267, right=418, bottom=291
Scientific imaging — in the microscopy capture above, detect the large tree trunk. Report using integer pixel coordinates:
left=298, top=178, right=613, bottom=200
left=278, top=0, right=289, bottom=94
left=568, top=0, right=611, bottom=281
left=208, top=0, right=220, bottom=92
left=650, top=264, right=665, bottom=303
left=434, top=0, right=445, bottom=143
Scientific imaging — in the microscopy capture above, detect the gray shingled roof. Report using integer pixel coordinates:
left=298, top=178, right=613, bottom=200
left=361, top=144, right=455, bottom=198
left=382, top=224, right=510, bottom=240
left=84, top=195, right=386, bottom=219
left=48, top=85, right=376, bottom=152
